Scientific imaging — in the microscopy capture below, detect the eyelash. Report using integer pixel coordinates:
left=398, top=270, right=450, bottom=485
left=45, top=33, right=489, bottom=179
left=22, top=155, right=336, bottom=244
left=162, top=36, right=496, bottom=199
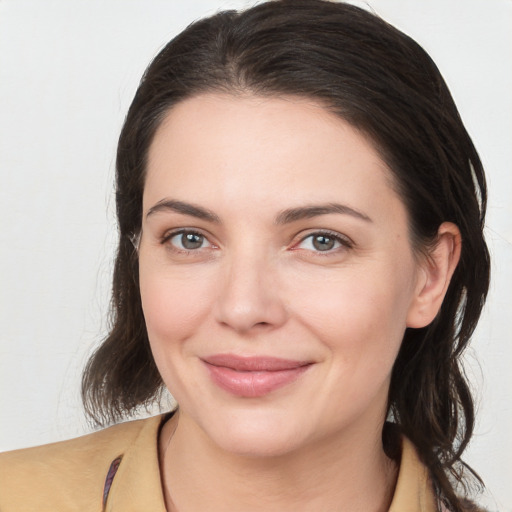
left=159, top=228, right=353, bottom=256
left=292, top=230, right=354, bottom=254
left=160, top=229, right=214, bottom=254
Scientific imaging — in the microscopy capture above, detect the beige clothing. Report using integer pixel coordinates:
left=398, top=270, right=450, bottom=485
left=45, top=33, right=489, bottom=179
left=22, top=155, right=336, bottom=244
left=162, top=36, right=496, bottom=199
left=0, top=414, right=437, bottom=511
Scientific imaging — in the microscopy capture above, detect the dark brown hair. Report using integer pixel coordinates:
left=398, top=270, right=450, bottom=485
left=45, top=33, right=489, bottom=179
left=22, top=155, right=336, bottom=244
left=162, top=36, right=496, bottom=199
left=82, top=1, right=490, bottom=509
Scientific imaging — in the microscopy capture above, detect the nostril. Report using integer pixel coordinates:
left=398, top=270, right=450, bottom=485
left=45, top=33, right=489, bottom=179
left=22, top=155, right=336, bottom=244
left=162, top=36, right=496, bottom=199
left=213, top=265, right=288, bottom=332
left=251, top=321, right=273, bottom=330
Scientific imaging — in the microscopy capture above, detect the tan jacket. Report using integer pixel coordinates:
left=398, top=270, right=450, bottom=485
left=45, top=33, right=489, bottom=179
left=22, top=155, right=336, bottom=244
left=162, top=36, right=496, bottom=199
left=0, top=414, right=437, bottom=511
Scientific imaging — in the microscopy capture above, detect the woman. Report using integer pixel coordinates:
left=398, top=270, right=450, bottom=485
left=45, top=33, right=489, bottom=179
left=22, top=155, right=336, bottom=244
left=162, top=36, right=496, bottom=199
left=0, top=1, right=492, bottom=510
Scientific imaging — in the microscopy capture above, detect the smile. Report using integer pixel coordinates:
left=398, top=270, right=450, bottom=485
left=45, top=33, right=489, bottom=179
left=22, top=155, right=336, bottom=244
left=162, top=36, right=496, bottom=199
left=202, top=354, right=313, bottom=398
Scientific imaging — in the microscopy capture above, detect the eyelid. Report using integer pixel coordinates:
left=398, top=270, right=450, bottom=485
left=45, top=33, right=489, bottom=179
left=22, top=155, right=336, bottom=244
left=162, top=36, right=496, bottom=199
left=160, top=227, right=218, bottom=252
left=290, top=229, right=354, bottom=252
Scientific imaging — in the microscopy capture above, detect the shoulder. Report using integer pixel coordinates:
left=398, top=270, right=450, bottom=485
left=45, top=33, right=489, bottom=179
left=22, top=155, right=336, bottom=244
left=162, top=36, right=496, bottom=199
left=0, top=415, right=163, bottom=512
left=389, top=432, right=488, bottom=512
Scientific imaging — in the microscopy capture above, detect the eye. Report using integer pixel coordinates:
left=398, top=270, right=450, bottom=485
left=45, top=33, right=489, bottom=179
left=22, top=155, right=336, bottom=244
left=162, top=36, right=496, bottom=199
left=165, top=230, right=212, bottom=251
left=295, top=231, right=352, bottom=253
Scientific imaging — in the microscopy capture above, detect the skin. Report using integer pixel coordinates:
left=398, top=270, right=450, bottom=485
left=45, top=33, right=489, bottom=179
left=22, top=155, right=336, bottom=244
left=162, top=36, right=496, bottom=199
left=138, top=93, right=461, bottom=511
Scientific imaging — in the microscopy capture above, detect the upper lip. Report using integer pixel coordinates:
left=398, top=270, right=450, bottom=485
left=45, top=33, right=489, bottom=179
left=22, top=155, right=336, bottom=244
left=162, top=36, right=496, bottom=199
left=203, top=354, right=312, bottom=372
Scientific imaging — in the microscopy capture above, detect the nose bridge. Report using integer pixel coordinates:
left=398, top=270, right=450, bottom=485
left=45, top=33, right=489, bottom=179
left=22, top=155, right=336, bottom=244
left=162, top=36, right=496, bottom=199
left=214, top=243, right=287, bottom=333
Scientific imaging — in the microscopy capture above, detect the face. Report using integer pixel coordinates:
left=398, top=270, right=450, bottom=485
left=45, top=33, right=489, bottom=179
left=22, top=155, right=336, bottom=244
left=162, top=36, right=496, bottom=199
left=139, top=93, right=425, bottom=457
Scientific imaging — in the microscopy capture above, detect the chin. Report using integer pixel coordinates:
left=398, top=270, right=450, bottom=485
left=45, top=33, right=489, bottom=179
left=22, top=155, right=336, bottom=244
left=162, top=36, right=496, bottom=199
left=215, top=428, right=307, bottom=458
left=199, top=405, right=311, bottom=458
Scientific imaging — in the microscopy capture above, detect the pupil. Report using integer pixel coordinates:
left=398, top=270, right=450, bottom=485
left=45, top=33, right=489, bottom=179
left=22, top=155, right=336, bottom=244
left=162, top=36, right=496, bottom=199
left=182, top=233, right=203, bottom=249
left=313, top=235, right=334, bottom=251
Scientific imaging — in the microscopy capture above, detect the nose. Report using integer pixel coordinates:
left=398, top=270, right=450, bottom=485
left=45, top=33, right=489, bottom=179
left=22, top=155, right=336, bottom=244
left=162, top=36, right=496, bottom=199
left=213, top=251, right=288, bottom=334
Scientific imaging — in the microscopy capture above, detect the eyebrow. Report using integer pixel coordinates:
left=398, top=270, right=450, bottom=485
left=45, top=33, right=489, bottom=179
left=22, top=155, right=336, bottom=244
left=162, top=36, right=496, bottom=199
left=146, top=199, right=371, bottom=224
left=146, top=199, right=220, bottom=223
left=275, top=203, right=372, bottom=224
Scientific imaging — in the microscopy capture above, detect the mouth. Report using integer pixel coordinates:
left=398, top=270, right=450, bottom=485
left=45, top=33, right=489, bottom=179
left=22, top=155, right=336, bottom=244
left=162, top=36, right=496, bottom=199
left=202, top=354, right=313, bottom=398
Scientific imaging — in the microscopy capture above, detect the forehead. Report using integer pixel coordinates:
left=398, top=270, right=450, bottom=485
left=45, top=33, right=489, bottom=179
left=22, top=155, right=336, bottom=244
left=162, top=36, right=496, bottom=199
left=144, top=93, right=402, bottom=219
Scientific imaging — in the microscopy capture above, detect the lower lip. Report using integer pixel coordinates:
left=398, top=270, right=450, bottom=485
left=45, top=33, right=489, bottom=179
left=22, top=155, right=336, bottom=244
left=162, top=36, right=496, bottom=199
left=204, top=363, right=311, bottom=398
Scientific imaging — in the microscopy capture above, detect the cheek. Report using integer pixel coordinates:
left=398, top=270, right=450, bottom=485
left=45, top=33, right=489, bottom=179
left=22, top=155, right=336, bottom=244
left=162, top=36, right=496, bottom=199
left=139, top=264, right=215, bottom=347
left=288, top=263, right=415, bottom=365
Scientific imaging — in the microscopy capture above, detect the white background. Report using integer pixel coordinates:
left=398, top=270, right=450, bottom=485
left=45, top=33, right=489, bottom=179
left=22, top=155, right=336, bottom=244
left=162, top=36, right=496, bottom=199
left=0, top=0, right=510, bottom=510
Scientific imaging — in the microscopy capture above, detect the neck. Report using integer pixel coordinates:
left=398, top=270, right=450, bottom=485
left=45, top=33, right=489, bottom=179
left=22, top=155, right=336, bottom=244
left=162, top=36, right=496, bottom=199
left=159, top=412, right=398, bottom=512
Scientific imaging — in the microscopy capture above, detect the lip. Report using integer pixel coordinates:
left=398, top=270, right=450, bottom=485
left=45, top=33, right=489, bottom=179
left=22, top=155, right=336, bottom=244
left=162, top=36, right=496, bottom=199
left=202, top=354, right=313, bottom=398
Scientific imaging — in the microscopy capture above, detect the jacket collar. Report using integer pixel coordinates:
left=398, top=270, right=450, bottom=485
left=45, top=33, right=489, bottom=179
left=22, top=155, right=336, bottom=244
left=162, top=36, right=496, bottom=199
left=105, top=414, right=436, bottom=511
left=389, top=436, right=437, bottom=511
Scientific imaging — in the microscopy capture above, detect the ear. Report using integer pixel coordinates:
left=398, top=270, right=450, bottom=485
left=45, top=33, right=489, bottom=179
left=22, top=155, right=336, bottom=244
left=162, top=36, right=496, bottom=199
left=406, top=222, right=461, bottom=328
